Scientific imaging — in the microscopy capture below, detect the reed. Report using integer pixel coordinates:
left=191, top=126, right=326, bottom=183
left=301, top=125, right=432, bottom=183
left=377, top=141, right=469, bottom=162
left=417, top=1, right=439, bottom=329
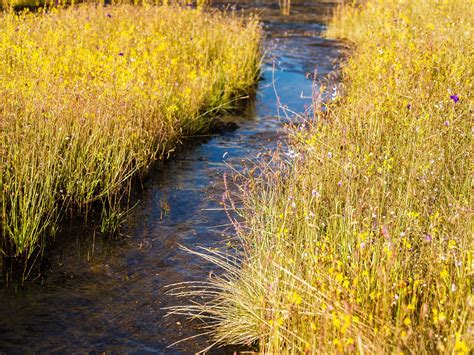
left=168, top=0, right=473, bottom=352
left=278, top=0, right=290, bottom=16
left=0, top=4, right=261, bottom=261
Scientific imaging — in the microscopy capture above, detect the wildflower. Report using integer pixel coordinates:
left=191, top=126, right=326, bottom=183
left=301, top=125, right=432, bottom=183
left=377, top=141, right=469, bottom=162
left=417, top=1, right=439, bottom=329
left=337, top=181, right=342, bottom=187
left=327, top=151, right=333, bottom=159
left=424, top=234, right=432, bottom=242
left=403, top=317, right=411, bottom=326
left=286, top=149, right=299, bottom=159
left=444, top=120, right=450, bottom=126
left=406, top=103, right=411, bottom=109
left=269, top=318, right=284, bottom=327
left=311, top=189, right=320, bottom=198
left=438, top=312, right=447, bottom=323
left=407, top=211, right=419, bottom=219
left=454, top=338, right=469, bottom=354
left=289, top=291, right=302, bottom=305
left=106, top=13, right=112, bottom=18
left=291, top=201, right=297, bottom=209
left=118, top=52, right=124, bottom=56
left=450, top=94, right=459, bottom=103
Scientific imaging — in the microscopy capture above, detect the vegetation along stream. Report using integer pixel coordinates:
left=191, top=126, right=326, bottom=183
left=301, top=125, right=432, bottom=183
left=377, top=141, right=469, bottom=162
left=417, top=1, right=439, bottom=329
left=0, top=1, right=342, bottom=352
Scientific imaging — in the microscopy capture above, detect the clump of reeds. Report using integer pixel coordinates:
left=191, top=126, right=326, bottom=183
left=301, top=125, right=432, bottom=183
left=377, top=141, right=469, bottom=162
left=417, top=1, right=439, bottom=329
left=168, top=0, right=473, bottom=352
left=0, top=4, right=261, bottom=261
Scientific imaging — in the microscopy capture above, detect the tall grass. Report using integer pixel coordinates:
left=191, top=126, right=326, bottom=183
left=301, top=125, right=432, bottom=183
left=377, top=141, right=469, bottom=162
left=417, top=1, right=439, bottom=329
left=0, top=0, right=199, bottom=11
left=0, top=4, right=261, bottom=261
left=168, top=0, right=473, bottom=352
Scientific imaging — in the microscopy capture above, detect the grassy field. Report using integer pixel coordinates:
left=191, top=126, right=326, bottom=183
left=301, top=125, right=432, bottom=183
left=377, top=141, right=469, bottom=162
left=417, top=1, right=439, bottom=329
left=0, top=0, right=192, bottom=11
left=0, top=4, right=261, bottom=261
left=170, top=0, right=473, bottom=352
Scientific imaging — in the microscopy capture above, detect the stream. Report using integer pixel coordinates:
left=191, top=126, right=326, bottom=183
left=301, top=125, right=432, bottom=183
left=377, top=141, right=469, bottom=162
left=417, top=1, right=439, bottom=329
left=0, top=1, right=342, bottom=352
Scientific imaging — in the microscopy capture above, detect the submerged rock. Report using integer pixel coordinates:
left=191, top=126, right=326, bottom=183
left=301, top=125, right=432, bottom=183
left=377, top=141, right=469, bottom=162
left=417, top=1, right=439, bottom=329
left=209, top=119, right=240, bottom=134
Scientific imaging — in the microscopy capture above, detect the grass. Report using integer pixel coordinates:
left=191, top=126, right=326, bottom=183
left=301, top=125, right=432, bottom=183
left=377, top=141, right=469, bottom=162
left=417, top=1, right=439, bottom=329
left=0, top=0, right=197, bottom=11
left=168, top=0, right=473, bottom=352
left=0, top=4, right=261, bottom=261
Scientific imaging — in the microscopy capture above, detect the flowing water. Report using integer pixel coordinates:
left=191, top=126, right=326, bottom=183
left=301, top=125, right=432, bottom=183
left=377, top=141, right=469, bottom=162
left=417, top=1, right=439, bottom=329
left=0, top=1, right=342, bottom=352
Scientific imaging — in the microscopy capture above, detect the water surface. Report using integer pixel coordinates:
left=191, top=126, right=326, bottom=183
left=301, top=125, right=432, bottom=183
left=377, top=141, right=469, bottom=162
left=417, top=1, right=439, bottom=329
left=0, top=1, right=342, bottom=352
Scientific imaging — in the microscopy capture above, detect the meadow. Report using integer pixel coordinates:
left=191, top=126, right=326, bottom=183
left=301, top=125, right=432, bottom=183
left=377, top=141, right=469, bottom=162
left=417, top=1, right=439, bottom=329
left=0, top=4, right=261, bottom=261
left=170, top=0, right=473, bottom=352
